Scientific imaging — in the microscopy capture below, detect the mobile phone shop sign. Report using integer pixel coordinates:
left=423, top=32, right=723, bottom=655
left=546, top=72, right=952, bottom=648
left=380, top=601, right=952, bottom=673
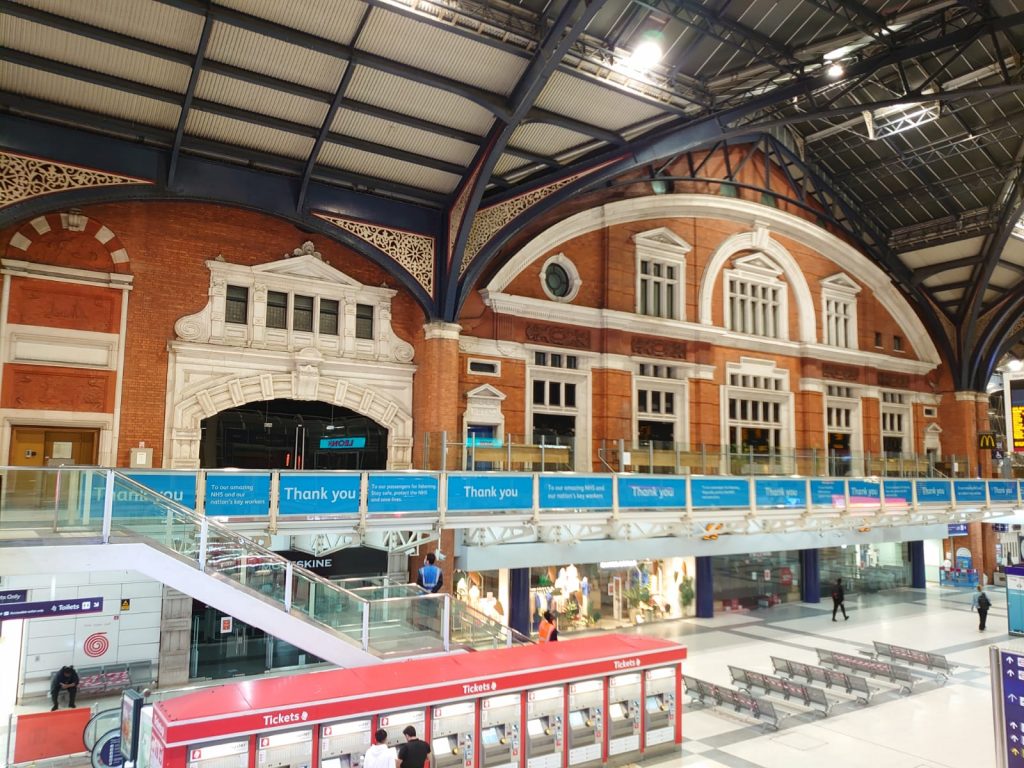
left=539, top=477, right=613, bottom=509
left=447, top=475, right=533, bottom=511
left=279, top=473, right=360, bottom=515
left=204, top=473, right=271, bottom=516
left=618, top=476, right=687, bottom=508
left=367, top=475, right=439, bottom=513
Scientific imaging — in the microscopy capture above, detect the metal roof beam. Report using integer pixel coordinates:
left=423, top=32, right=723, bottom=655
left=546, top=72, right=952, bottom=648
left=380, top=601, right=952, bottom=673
left=153, top=0, right=511, bottom=119
left=802, top=0, right=885, bottom=36
left=168, top=12, right=213, bottom=187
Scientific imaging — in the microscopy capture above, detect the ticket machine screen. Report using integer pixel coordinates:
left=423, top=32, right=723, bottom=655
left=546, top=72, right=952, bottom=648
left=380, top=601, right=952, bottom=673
left=481, top=728, right=501, bottom=747
left=645, top=697, right=662, bottom=714
left=321, top=757, right=352, bottom=768
left=526, top=720, right=544, bottom=738
left=433, top=737, right=457, bottom=755
left=608, top=703, right=626, bottom=720
left=568, top=712, right=585, bottom=729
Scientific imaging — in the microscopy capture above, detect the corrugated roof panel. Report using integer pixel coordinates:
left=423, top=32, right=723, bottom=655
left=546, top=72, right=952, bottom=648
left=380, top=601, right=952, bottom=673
left=921, top=266, right=975, bottom=288
left=534, top=71, right=668, bottom=132
left=1, top=61, right=180, bottom=129
left=195, top=71, right=330, bottom=128
left=186, top=110, right=315, bottom=159
left=347, top=67, right=494, bottom=135
left=331, top=110, right=477, bottom=166
left=215, top=0, right=368, bottom=45
left=3, top=16, right=191, bottom=92
left=509, top=123, right=591, bottom=156
left=11, top=0, right=202, bottom=53
left=494, top=153, right=532, bottom=176
left=358, top=7, right=526, bottom=96
left=317, top=142, right=459, bottom=193
left=207, top=21, right=346, bottom=92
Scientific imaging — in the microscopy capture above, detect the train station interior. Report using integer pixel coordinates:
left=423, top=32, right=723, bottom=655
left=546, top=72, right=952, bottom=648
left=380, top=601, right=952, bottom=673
left=2, top=1, right=1024, bottom=767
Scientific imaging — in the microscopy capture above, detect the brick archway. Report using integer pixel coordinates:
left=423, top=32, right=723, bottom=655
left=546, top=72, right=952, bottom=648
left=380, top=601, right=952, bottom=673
left=6, top=212, right=130, bottom=272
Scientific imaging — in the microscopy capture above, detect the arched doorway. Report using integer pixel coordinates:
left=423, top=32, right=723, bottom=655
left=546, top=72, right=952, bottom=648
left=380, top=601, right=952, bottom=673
left=199, top=399, right=389, bottom=469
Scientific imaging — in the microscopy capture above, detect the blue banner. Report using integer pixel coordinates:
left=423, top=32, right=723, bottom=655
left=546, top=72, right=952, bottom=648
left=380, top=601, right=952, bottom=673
left=318, top=436, right=366, bottom=450
left=691, top=478, right=749, bottom=508
left=204, top=473, right=271, bottom=516
left=367, top=475, right=439, bottom=513
left=954, top=480, right=986, bottom=503
left=279, top=473, right=360, bottom=515
left=447, top=475, right=534, bottom=511
left=810, top=479, right=845, bottom=507
left=755, top=479, right=806, bottom=508
left=0, top=597, right=103, bottom=619
left=538, top=476, right=613, bottom=509
left=618, top=476, right=687, bottom=508
left=989, top=481, right=1019, bottom=503
left=915, top=480, right=951, bottom=504
left=882, top=480, right=913, bottom=506
left=848, top=480, right=881, bottom=504
left=125, top=472, right=197, bottom=509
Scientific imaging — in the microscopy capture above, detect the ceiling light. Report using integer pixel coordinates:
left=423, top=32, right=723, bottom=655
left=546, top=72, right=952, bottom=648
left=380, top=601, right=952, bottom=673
left=1008, top=358, right=1023, bottom=372
left=827, top=62, right=844, bottom=78
left=628, top=39, right=663, bottom=71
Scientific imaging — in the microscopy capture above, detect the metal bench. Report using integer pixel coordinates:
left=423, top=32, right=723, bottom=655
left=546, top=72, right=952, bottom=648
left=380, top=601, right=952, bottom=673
left=871, top=641, right=956, bottom=683
left=50, top=660, right=155, bottom=699
left=683, top=675, right=782, bottom=730
left=816, top=649, right=917, bottom=695
left=771, top=656, right=874, bottom=703
left=729, top=666, right=832, bottom=715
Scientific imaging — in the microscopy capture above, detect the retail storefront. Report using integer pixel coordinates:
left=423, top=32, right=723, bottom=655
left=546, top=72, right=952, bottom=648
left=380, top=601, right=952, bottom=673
left=819, top=542, right=913, bottom=597
left=711, top=551, right=800, bottom=611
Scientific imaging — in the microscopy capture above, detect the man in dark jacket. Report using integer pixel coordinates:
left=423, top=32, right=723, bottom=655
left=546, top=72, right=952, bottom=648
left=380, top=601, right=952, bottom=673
left=50, top=665, right=79, bottom=710
left=831, top=577, right=849, bottom=621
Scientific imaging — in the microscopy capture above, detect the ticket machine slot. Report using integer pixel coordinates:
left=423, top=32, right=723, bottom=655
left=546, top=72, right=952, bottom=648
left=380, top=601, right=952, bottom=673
left=642, top=667, right=677, bottom=755
left=566, top=680, right=603, bottom=768
left=479, top=692, right=519, bottom=768
left=431, top=702, right=476, bottom=768
left=606, top=673, right=641, bottom=765
left=525, top=687, right=563, bottom=768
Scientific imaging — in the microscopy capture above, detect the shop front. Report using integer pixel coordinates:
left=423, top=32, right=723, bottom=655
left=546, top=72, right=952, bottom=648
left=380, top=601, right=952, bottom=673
left=819, top=542, right=913, bottom=597
left=711, top=551, right=800, bottom=612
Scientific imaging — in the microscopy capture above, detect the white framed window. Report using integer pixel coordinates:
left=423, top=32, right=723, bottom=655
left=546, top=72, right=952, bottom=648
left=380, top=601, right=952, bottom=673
left=881, top=390, right=912, bottom=455
left=634, top=228, right=690, bottom=320
left=539, top=253, right=581, bottom=302
left=723, top=254, right=788, bottom=339
left=527, top=348, right=590, bottom=469
left=635, top=363, right=687, bottom=455
left=467, top=358, right=501, bottom=376
left=825, top=384, right=860, bottom=476
left=722, top=360, right=792, bottom=465
left=820, top=274, right=861, bottom=349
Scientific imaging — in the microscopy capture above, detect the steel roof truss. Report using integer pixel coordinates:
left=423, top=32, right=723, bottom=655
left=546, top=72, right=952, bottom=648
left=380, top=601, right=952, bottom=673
left=168, top=12, right=213, bottom=187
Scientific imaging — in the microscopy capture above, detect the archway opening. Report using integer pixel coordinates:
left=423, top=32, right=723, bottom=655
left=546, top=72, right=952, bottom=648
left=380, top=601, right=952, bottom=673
left=199, top=399, right=389, bottom=469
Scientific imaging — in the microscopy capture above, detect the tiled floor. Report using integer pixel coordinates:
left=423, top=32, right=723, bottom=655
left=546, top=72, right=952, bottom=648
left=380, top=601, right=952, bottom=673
left=629, top=585, right=1004, bottom=768
left=0, top=585, right=1006, bottom=768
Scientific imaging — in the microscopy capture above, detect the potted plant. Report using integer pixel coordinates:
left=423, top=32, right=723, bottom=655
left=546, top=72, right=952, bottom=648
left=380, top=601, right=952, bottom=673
left=678, top=576, right=695, bottom=616
left=624, top=584, right=651, bottom=623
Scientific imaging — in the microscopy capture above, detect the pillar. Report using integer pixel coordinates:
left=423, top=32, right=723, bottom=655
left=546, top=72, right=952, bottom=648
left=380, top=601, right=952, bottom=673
left=413, top=322, right=462, bottom=469
left=799, top=549, right=820, bottom=603
left=908, top=540, right=926, bottom=588
left=695, top=556, right=714, bottom=618
left=509, top=567, right=530, bottom=637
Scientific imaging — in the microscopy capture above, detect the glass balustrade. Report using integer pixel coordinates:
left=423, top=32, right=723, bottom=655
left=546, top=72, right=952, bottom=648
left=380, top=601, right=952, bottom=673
left=0, top=468, right=522, bottom=660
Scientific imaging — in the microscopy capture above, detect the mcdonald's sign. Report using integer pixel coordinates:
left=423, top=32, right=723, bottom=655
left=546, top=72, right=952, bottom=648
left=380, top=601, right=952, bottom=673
left=978, top=432, right=997, bottom=450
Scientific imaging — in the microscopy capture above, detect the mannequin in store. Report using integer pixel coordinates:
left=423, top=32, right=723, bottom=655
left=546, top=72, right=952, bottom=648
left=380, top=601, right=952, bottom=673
left=468, top=581, right=481, bottom=606
left=554, top=568, right=568, bottom=612
left=456, top=576, right=468, bottom=601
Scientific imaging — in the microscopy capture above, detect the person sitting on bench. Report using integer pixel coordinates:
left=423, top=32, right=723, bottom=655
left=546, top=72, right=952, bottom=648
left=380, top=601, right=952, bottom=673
left=50, top=665, right=79, bottom=710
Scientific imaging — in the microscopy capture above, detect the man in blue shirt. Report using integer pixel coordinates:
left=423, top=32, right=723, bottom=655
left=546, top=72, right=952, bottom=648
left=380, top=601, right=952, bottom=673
left=414, top=552, right=443, bottom=632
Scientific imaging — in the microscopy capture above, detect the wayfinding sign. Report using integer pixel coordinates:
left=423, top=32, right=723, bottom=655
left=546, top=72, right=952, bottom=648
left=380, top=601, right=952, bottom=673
left=992, top=648, right=1024, bottom=767
left=0, top=597, right=104, bottom=619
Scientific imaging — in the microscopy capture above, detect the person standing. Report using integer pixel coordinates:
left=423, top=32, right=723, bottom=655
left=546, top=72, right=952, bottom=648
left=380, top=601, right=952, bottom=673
left=50, top=665, right=78, bottom=710
left=538, top=610, right=558, bottom=642
left=363, top=729, right=397, bottom=768
left=417, top=552, right=443, bottom=593
left=972, top=585, right=991, bottom=631
left=397, top=726, right=431, bottom=768
left=831, top=577, right=849, bottom=621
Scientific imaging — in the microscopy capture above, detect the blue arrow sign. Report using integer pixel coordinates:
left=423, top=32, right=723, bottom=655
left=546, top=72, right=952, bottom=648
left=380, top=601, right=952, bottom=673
left=1001, top=650, right=1024, bottom=766
left=0, top=597, right=103, bottom=619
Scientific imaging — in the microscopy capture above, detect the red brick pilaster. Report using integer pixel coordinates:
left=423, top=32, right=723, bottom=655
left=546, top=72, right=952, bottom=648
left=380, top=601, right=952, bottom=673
left=412, top=322, right=462, bottom=469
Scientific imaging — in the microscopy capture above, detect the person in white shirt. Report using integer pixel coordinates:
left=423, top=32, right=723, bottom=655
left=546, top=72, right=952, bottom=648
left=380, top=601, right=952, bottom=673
left=363, top=729, right=397, bottom=768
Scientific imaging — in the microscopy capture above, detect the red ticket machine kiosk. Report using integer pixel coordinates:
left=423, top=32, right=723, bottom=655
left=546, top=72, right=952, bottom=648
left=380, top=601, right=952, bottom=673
left=605, top=673, right=641, bottom=765
left=150, top=635, right=686, bottom=768
left=642, top=667, right=677, bottom=756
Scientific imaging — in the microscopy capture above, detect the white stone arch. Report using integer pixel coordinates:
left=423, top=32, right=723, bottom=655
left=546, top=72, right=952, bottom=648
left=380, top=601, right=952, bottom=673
left=698, top=224, right=817, bottom=343
left=168, top=371, right=414, bottom=470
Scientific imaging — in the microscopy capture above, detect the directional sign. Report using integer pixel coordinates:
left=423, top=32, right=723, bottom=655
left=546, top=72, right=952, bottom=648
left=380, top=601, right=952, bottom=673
left=0, top=597, right=103, bottom=619
left=1000, top=650, right=1024, bottom=766
left=0, top=589, right=28, bottom=605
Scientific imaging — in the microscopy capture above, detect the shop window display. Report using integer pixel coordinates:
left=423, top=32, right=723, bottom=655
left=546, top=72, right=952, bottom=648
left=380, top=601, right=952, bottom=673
left=711, top=551, right=800, bottom=611
left=819, top=543, right=911, bottom=597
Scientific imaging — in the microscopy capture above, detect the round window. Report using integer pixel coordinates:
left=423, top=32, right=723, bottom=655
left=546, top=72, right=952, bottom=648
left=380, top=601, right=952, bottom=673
left=544, top=263, right=571, bottom=298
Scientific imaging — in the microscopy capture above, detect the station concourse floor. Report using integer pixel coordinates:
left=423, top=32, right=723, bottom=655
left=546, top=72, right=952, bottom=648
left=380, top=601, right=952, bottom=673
left=626, top=584, right=1003, bottom=768
left=0, top=585, right=1004, bottom=768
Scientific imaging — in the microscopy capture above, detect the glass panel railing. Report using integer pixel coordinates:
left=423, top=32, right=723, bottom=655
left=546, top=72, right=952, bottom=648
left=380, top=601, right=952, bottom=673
left=449, top=601, right=530, bottom=650
left=0, top=467, right=109, bottom=533
left=348, top=585, right=425, bottom=601
left=366, top=594, right=446, bottom=656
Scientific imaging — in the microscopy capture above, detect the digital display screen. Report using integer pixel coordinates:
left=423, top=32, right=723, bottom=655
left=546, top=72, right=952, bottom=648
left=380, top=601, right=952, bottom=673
left=526, top=720, right=545, bottom=738
left=568, top=711, right=585, bottom=729
left=608, top=703, right=626, bottom=720
left=1012, top=379, right=1024, bottom=452
left=432, top=737, right=455, bottom=755
left=321, top=759, right=341, bottom=768
left=481, top=728, right=502, bottom=747
left=645, top=696, right=662, bottom=714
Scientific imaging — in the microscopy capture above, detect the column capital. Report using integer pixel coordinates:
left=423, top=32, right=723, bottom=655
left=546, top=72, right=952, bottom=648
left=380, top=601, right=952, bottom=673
left=953, top=391, right=988, bottom=402
left=423, top=321, right=462, bottom=341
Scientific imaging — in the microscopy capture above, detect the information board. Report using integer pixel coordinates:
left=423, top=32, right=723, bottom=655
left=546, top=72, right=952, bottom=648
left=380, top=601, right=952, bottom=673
left=1008, top=566, right=1024, bottom=636
left=1010, top=378, right=1024, bottom=452
left=538, top=476, right=613, bottom=509
left=367, top=475, right=439, bottom=513
left=993, top=649, right=1024, bottom=767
